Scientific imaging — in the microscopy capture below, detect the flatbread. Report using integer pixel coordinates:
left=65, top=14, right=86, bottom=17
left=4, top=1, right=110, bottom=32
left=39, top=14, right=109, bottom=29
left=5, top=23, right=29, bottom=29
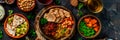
left=12, top=15, right=25, bottom=29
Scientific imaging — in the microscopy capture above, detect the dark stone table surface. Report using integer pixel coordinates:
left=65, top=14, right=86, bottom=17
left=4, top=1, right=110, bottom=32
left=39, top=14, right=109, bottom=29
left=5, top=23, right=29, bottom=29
left=0, top=0, right=120, bottom=40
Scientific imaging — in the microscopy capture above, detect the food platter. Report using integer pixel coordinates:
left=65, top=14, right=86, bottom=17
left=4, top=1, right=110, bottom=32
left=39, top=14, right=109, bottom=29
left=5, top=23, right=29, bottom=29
left=4, top=13, right=29, bottom=38
left=0, top=0, right=118, bottom=40
left=35, top=5, right=75, bottom=40
left=78, top=15, right=101, bottom=38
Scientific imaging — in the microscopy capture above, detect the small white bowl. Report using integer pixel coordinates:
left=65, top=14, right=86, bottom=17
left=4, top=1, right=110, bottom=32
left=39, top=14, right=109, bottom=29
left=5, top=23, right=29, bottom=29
left=0, top=5, right=5, bottom=21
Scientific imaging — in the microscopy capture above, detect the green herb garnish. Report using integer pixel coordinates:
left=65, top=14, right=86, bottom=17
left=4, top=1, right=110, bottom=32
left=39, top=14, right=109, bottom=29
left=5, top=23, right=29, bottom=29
left=78, top=3, right=84, bottom=10
left=8, top=10, right=13, bottom=15
left=40, top=18, right=48, bottom=25
left=29, top=29, right=36, bottom=37
left=55, top=0, right=60, bottom=5
left=61, top=28, right=67, bottom=34
left=77, top=3, right=84, bottom=16
left=78, top=10, right=83, bottom=16
left=27, top=14, right=35, bottom=19
left=0, top=30, right=3, bottom=39
left=27, top=15, right=31, bottom=19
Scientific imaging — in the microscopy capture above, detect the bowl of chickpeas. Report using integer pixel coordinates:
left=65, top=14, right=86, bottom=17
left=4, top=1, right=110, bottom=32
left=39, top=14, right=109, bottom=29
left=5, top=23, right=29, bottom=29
left=17, top=0, right=36, bottom=12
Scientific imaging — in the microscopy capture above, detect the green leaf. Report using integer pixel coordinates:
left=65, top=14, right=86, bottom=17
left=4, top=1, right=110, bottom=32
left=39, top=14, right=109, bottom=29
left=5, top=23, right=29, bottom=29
left=61, top=28, right=67, bottom=34
left=78, top=10, right=83, bottom=16
left=55, top=0, right=60, bottom=5
left=8, top=10, right=13, bottom=15
left=0, top=30, right=3, bottom=39
left=0, top=31, right=2, bottom=34
left=29, top=29, right=36, bottom=37
left=27, top=13, right=35, bottom=19
left=80, top=21, right=85, bottom=26
left=0, top=35, right=2, bottom=39
left=78, top=3, right=84, bottom=10
left=27, top=16, right=31, bottom=19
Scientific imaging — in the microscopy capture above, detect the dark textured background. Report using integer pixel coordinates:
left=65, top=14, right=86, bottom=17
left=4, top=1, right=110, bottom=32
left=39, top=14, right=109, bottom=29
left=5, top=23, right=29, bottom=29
left=0, top=0, right=120, bottom=40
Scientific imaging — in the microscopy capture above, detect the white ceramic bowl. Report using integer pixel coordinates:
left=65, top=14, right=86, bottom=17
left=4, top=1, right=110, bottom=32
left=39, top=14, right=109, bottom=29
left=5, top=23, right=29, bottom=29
left=0, top=5, right=5, bottom=20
